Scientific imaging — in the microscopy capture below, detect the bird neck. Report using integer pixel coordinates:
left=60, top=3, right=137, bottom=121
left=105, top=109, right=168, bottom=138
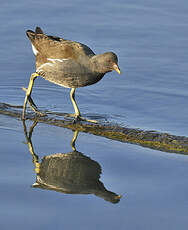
left=90, top=54, right=111, bottom=74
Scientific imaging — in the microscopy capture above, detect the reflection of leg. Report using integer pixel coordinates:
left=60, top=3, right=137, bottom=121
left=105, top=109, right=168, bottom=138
left=22, top=119, right=40, bottom=174
left=70, top=88, right=97, bottom=123
left=22, top=73, right=45, bottom=119
left=71, top=130, right=79, bottom=151
left=28, top=119, right=38, bottom=139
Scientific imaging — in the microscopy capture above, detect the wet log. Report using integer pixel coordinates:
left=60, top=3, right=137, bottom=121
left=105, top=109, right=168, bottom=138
left=0, top=102, right=188, bottom=154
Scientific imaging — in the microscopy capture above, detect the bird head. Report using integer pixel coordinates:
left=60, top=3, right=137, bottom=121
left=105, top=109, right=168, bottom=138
left=93, top=52, right=121, bottom=74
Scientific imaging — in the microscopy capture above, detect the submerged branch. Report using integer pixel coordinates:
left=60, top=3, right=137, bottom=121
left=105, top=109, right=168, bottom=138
left=0, top=102, right=188, bottom=154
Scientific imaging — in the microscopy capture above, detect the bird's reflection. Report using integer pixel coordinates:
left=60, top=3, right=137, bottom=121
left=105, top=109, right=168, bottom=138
left=23, top=120, right=121, bottom=204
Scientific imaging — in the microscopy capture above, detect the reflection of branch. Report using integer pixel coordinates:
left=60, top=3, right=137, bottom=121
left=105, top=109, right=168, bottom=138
left=22, top=120, right=40, bottom=173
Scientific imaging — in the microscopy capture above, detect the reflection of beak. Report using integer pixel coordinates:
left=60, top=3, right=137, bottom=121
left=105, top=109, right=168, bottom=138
left=115, top=195, right=122, bottom=200
left=113, top=64, right=121, bottom=74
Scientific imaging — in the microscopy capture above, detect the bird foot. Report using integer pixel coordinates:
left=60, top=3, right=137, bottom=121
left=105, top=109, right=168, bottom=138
left=22, top=111, right=47, bottom=120
left=77, top=116, right=98, bottom=124
left=35, top=111, right=47, bottom=117
left=65, top=114, right=98, bottom=124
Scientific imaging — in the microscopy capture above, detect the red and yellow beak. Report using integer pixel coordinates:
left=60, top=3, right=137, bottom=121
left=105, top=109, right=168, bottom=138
left=113, top=64, right=121, bottom=74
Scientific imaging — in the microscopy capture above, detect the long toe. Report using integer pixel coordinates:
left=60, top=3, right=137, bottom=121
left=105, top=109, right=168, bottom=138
left=80, top=116, right=98, bottom=123
left=35, top=110, right=47, bottom=117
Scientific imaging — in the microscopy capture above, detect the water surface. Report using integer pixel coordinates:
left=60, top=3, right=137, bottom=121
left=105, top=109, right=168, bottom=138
left=0, top=0, right=188, bottom=229
left=1, top=116, right=188, bottom=230
left=0, top=0, right=188, bottom=134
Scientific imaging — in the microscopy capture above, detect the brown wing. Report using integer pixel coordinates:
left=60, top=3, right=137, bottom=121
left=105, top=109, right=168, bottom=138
left=26, top=27, right=95, bottom=60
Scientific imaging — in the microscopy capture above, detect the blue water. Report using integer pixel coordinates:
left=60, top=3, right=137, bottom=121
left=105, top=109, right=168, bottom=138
left=0, top=0, right=188, bottom=229
left=1, top=0, right=188, bottom=135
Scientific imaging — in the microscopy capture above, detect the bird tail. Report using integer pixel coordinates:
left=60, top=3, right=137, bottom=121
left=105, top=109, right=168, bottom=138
left=26, top=27, right=44, bottom=42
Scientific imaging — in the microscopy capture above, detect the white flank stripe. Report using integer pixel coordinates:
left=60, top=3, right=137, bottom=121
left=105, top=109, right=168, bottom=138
left=47, top=58, right=69, bottom=63
left=31, top=44, right=38, bottom=55
left=36, top=62, right=53, bottom=72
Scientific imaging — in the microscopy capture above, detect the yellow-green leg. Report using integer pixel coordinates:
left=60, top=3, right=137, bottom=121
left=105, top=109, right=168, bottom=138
left=70, top=88, right=97, bottom=123
left=22, top=73, right=45, bottom=119
left=70, top=88, right=81, bottom=119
